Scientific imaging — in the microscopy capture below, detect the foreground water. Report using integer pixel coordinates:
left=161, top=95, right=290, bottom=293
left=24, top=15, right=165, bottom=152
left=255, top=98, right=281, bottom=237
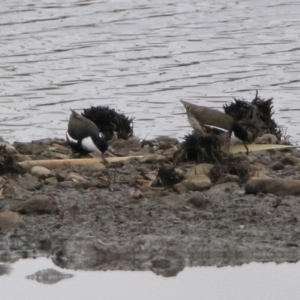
left=0, top=257, right=299, bottom=300
left=0, top=0, right=300, bottom=144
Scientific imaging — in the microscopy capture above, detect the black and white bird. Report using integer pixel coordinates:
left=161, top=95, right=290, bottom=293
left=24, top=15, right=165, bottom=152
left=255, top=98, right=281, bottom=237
left=66, top=109, right=108, bottom=162
left=180, top=100, right=249, bottom=154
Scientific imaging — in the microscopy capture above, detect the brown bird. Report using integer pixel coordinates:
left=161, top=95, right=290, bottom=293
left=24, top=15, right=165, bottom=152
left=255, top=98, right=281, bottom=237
left=180, top=100, right=249, bottom=154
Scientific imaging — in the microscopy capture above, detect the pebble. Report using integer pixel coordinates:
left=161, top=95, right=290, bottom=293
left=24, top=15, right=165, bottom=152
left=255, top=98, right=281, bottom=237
left=31, top=166, right=51, bottom=177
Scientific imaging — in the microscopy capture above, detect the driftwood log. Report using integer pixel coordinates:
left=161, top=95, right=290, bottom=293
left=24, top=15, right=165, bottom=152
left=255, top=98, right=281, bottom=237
left=17, top=144, right=295, bottom=170
left=19, top=156, right=143, bottom=170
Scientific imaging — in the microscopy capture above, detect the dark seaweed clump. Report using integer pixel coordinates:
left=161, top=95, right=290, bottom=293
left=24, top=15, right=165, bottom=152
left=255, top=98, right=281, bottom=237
left=208, top=155, right=251, bottom=184
left=224, top=91, right=283, bottom=142
left=0, top=145, right=25, bottom=175
left=181, top=132, right=225, bottom=164
left=82, top=106, right=134, bottom=141
left=153, top=165, right=184, bottom=188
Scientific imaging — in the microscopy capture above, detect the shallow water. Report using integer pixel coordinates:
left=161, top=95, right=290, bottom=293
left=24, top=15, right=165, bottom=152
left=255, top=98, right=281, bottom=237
left=1, top=257, right=300, bottom=300
left=0, top=0, right=300, bottom=144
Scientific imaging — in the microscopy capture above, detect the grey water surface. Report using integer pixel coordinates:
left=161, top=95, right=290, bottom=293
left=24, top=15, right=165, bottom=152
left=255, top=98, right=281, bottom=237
left=2, top=258, right=300, bottom=300
left=0, top=0, right=300, bottom=144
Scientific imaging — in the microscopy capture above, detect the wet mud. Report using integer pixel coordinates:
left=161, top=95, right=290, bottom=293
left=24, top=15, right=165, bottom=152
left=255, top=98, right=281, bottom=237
left=1, top=135, right=300, bottom=277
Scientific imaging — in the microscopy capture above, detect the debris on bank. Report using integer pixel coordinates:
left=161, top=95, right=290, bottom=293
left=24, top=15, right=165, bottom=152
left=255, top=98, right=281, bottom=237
left=82, top=106, right=134, bottom=140
left=224, top=90, right=283, bottom=142
left=0, top=145, right=25, bottom=175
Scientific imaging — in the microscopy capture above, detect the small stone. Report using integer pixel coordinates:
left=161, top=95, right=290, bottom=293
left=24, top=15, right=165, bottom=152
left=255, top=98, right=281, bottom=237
left=222, top=174, right=240, bottom=183
left=67, top=172, right=87, bottom=183
left=0, top=211, right=21, bottom=230
left=271, top=162, right=285, bottom=171
left=139, top=154, right=167, bottom=163
left=187, top=192, right=210, bottom=209
left=245, top=178, right=300, bottom=196
left=0, top=141, right=16, bottom=153
left=185, top=163, right=214, bottom=178
left=31, top=166, right=51, bottom=178
left=45, top=177, right=58, bottom=185
left=0, top=176, right=6, bottom=186
left=16, top=194, right=58, bottom=215
left=3, top=179, right=27, bottom=196
left=18, top=174, right=42, bottom=191
left=129, top=188, right=144, bottom=199
left=254, top=134, right=278, bottom=144
left=81, top=163, right=106, bottom=173
left=206, top=182, right=240, bottom=198
left=174, top=175, right=211, bottom=193
left=250, top=163, right=269, bottom=178
left=54, top=171, right=68, bottom=182
left=281, top=155, right=299, bottom=166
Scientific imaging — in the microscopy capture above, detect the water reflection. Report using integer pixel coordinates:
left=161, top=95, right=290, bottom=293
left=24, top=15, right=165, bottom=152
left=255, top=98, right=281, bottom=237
left=0, top=0, right=299, bottom=143
left=1, top=257, right=300, bottom=300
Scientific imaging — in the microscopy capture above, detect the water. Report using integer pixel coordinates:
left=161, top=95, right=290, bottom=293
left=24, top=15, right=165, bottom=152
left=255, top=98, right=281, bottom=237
left=1, top=257, right=300, bottom=300
left=1, top=0, right=300, bottom=296
left=0, top=0, right=300, bottom=144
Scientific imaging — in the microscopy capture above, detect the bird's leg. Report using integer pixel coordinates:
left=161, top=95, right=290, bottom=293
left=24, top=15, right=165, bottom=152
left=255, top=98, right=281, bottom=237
left=101, top=153, right=109, bottom=165
left=243, top=142, right=249, bottom=155
left=224, top=131, right=232, bottom=153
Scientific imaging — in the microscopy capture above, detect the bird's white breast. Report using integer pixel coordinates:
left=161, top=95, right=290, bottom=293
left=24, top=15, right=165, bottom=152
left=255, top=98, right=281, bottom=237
left=81, top=136, right=101, bottom=154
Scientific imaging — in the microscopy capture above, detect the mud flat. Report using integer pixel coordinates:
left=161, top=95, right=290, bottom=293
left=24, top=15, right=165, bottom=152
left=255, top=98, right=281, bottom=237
left=0, top=134, right=300, bottom=277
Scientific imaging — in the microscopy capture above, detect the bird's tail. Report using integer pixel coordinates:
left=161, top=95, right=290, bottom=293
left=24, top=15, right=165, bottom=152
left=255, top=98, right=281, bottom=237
left=180, top=99, right=189, bottom=108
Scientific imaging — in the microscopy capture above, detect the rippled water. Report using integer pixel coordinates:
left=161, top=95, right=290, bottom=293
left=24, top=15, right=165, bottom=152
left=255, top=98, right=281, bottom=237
left=1, top=0, right=300, bottom=143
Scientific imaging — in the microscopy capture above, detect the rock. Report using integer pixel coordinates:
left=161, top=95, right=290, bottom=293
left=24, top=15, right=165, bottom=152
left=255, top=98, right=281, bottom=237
left=67, top=172, right=87, bottom=183
left=13, top=154, right=32, bottom=162
left=16, top=194, right=58, bottom=215
left=185, top=163, right=214, bottom=178
left=0, top=264, right=11, bottom=276
left=3, top=179, right=27, bottom=196
left=222, top=174, right=240, bottom=183
left=254, top=134, right=278, bottom=144
left=0, top=176, right=6, bottom=186
left=81, top=163, right=106, bottom=173
left=31, top=166, right=51, bottom=178
left=162, top=148, right=177, bottom=161
left=48, top=144, right=72, bottom=155
left=14, top=141, right=48, bottom=156
left=280, top=155, right=299, bottom=166
left=250, top=163, right=270, bottom=178
left=206, top=182, right=241, bottom=198
left=144, top=171, right=157, bottom=182
left=0, top=141, right=16, bottom=153
left=110, top=138, right=141, bottom=156
left=45, top=177, right=58, bottom=185
left=271, top=162, right=285, bottom=171
left=245, top=178, right=300, bottom=196
left=37, top=151, right=70, bottom=160
left=174, top=175, right=211, bottom=193
left=54, top=170, right=68, bottom=182
left=151, top=136, right=179, bottom=150
left=139, top=154, right=167, bottom=164
left=129, top=188, right=144, bottom=199
left=18, top=174, right=42, bottom=191
left=0, top=211, right=21, bottom=230
left=187, top=192, right=210, bottom=209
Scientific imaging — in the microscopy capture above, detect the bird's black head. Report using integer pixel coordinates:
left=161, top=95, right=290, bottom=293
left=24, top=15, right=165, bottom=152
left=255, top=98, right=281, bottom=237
left=92, top=134, right=108, bottom=153
left=232, top=122, right=248, bottom=141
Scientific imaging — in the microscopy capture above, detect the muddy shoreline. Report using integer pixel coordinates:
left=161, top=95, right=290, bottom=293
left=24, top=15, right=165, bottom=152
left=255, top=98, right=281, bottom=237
left=1, top=135, right=300, bottom=277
